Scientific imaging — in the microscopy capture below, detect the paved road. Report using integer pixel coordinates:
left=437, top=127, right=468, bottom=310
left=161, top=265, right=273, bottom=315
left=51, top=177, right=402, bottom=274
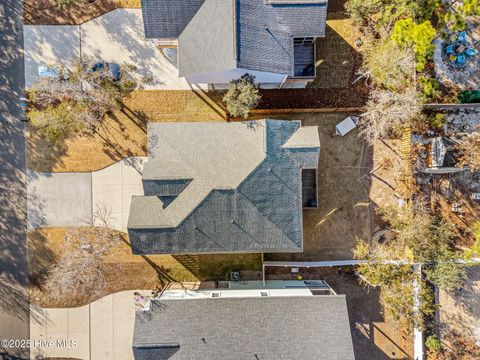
left=0, top=0, right=29, bottom=359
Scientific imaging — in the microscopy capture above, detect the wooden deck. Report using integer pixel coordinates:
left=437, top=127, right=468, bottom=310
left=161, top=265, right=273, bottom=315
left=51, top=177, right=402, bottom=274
left=302, top=168, right=317, bottom=208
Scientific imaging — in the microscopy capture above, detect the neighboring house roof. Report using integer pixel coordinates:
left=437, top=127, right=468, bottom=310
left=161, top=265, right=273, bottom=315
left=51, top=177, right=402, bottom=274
left=142, top=0, right=328, bottom=78
left=132, top=295, right=355, bottom=360
left=128, top=120, right=320, bottom=254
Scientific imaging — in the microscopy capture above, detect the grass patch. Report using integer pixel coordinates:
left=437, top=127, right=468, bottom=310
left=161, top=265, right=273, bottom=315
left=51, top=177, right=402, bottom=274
left=28, top=227, right=261, bottom=307
left=27, top=90, right=227, bottom=173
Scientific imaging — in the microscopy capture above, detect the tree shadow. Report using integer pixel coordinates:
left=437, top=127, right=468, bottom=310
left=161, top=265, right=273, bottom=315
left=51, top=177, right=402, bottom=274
left=188, top=85, right=228, bottom=121
left=26, top=127, right=68, bottom=172
left=24, top=0, right=118, bottom=26
left=27, top=230, right=57, bottom=290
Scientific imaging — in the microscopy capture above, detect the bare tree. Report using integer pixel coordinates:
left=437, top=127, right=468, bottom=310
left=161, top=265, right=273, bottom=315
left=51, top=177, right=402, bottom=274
left=358, top=87, right=424, bottom=144
left=357, top=36, right=416, bottom=91
left=28, top=63, right=137, bottom=143
left=44, top=224, right=121, bottom=302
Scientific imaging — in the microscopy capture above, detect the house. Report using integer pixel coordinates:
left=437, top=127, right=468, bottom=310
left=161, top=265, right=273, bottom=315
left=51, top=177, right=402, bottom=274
left=127, top=120, right=320, bottom=255
left=132, top=280, right=355, bottom=360
left=141, top=0, right=328, bottom=88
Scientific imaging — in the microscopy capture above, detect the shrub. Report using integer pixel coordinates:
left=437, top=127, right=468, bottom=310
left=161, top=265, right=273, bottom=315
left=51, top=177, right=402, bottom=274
left=223, top=73, right=261, bottom=118
left=426, top=335, right=442, bottom=352
left=360, top=37, right=416, bottom=91
left=428, top=113, right=445, bottom=129
left=391, top=18, right=437, bottom=71
left=419, top=76, right=441, bottom=100
left=359, top=87, right=424, bottom=143
left=28, top=102, right=85, bottom=143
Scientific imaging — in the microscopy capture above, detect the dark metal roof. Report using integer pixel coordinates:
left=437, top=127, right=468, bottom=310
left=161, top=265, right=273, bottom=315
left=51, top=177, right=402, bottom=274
left=133, top=295, right=355, bottom=360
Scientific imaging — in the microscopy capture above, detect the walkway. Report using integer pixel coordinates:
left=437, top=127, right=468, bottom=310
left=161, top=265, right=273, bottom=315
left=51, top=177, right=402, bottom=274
left=27, top=157, right=147, bottom=232
left=0, top=0, right=30, bottom=358
left=30, top=290, right=150, bottom=360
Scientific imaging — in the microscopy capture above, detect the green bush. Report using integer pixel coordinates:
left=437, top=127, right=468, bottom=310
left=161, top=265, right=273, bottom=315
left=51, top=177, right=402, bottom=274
left=223, top=73, right=261, bottom=118
left=428, top=113, right=445, bottom=129
left=391, top=18, right=437, bottom=71
left=426, top=335, right=442, bottom=352
left=419, top=76, right=440, bottom=100
left=28, top=103, right=85, bottom=143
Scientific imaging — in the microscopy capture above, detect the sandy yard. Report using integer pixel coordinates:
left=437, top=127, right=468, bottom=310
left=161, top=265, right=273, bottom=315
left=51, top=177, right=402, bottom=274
left=267, top=266, right=414, bottom=360
left=263, top=113, right=404, bottom=262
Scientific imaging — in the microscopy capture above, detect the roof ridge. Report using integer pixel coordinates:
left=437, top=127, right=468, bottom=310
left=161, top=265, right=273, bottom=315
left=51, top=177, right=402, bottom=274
left=235, top=190, right=301, bottom=250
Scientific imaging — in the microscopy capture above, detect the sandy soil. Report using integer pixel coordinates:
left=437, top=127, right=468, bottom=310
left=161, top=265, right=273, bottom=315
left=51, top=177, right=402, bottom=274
left=24, top=0, right=140, bottom=25
left=267, top=266, right=414, bottom=360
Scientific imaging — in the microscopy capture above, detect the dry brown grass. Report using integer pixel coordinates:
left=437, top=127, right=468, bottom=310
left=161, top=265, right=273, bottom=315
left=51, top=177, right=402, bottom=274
left=27, top=90, right=227, bottom=173
left=24, top=0, right=140, bottom=25
left=28, top=227, right=261, bottom=307
left=259, top=112, right=372, bottom=261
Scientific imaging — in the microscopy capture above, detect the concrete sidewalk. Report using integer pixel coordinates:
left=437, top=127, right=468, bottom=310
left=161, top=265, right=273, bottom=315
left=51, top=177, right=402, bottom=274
left=30, top=290, right=150, bottom=360
left=27, top=156, right=147, bottom=232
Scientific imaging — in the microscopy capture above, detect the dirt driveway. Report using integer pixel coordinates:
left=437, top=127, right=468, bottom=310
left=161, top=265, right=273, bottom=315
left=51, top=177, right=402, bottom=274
left=265, top=112, right=372, bottom=261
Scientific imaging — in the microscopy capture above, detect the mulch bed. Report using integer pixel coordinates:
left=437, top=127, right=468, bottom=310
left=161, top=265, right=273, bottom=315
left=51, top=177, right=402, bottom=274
left=24, top=0, right=119, bottom=25
left=258, top=85, right=369, bottom=109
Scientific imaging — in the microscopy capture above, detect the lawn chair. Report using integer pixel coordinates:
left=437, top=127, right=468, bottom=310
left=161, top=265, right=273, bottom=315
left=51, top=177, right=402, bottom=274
left=458, top=31, right=467, bottom=42
left=335, top=116, right=359, bottom=136
left=466, top=48, right=478, bottom=56
left=456, top=54, right=466, bottom=65
left=445, top=45, right=455, bottom=54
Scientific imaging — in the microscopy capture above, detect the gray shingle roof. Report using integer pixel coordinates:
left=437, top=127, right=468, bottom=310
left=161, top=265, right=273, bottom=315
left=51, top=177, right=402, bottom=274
left=236, top=0, right=328, bottom=76
left=141, top=0, right=328, bottom=78
left=141, top=0, right=205, bottom=38
left=133, top=295, right=355, bottom=360
left=127, top=120, right=320, bottom=255
left=178, top=0, right=237, bottom=78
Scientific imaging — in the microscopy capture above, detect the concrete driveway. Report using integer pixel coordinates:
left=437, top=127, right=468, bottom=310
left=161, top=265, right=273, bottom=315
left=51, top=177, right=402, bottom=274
left=92, top=157, right=146, bottom=231
left=27, top=171, right=92, bottom=229
left=30, top=290, right=150, bottom=360
left=23, top=25, right=80, bottom=88
left=24, top=9, right=199, bottom=90
left=27, top=157, right=146, bottom=232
